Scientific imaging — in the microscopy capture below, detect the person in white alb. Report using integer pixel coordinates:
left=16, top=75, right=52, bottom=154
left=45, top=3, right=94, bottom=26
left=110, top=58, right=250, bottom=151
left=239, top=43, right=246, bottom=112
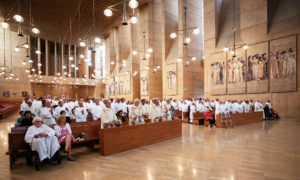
left=24, top=117, right=61, bottom=163
left=75, top=101, right=87, bottom=122
left=129, top=99, right=144, bottom=125
left=100, top=99, right=120, bottom=129
left=189, top=102, right=197, bottom=123
left=20, top=96, right=30, bottom=111
left=180, top=100, right=189, bottom=118
left=235, top=101, right=244, bottom=113
left=119, top=98, right=128, bottom=116
left=41, top=100, right=56, bottom=125
left=140, top=99, right=149, bottom=120
left=54, top=101, right=64, bottom=119
left=91, top=99, right=102, bottom=120
left=162, top=99, right=172, bottom=121
left=149, top=98, right=163, bottom=122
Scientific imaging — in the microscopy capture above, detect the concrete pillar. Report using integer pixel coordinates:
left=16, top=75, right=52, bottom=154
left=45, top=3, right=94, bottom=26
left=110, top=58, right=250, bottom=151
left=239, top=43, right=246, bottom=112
left=178, top=0, right=204, bottom=98
left=78, top=47, right=88, bottom=78
left=139, top=0, right=163, bottom=100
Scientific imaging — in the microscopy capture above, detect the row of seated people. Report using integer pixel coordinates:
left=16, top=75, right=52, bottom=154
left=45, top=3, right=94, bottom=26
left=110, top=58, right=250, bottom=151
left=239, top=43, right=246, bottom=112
left=188, top=99, right=280, bottom=124
left=18, top=95, right=177, bottom=127
left=17, top=97, right=178, bottom=168
left=19, top=95, right=279, bottom=129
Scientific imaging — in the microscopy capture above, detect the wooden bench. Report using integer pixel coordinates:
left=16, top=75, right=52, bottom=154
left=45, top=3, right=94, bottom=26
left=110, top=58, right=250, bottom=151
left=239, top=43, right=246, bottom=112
left=174, top=110, right=182, bottom=119
left=182, top=112, right=189, bottom=123
left=0, top=102, right=20, bottom=119
left=192, top=112, right=205, bottom=125
left=6, top=120, right=100, bottom=169
left=99, top=120, right=182, bottom=156
left=215, top=111, right=263, bottom=128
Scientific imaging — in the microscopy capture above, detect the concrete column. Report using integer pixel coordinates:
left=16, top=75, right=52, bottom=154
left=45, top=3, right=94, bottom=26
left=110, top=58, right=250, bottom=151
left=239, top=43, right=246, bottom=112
left=178, top=0, right=204, bottom=98
left=139, top=0, right=163, bottom=100
left=78, top=47, right=88, bottom=78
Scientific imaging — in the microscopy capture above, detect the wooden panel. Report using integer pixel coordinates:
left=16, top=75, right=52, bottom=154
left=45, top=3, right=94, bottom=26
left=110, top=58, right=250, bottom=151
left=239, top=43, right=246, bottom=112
left=174, top=110, right=182, bottom=118
left=182, top=112, right=189, bottom=123
left=216, top=112, right=263, bottom=128
left=99, top=120, right=182, bottom=156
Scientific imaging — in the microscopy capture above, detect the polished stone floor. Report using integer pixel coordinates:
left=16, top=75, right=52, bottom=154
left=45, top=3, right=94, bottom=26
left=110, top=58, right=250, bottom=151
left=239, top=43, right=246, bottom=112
left=0, top=112, right=299, bottom=180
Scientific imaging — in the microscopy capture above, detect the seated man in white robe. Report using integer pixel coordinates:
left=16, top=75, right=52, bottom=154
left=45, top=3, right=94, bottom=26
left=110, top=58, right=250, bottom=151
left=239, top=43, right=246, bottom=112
left=100, top=99, right=120, bottom=129
left=149, top=98, right=163, bottom=122
left=129, top=99, right=144, bottom=125
left=75, top=101, right=87, bottom=122
left=162, top=99, right=172, bottom=121
left=24, top=117, right=61, bottom=163
left=41, top=100, right=56, bottom=125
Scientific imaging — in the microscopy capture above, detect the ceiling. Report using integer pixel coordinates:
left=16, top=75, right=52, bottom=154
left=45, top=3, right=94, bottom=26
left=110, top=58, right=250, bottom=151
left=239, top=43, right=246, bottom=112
left=1, top=0, right=148, bottom=44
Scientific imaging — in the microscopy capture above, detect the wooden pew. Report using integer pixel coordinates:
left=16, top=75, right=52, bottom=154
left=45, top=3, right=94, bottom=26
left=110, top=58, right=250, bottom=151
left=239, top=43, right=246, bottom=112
left=174, top=110, right=182, bottom=118
left=215, top=111, right=263, bottom=128
left=6, top=120, right=100, bottom=169
left=182, top=112, right=189, bottom=123
left=99, top=120, right=182, bottom=156
left=0, top=102, right=20, bottom=119
left=192, top=112, right=205, bottom=125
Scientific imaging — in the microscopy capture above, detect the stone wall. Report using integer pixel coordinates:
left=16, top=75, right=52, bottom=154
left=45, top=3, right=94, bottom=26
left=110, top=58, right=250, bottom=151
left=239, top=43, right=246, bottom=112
left=204, top=0, right=300, bottom=117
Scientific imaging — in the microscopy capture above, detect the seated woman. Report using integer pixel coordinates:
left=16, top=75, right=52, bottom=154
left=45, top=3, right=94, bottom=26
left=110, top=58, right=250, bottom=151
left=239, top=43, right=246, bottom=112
left=204, top=109, right=216, bottom=128
left=54, top=115, right=75, bottom=161
left=20, top=111, right=33, bottom=126
left=17, top=111, right=25, bottom=123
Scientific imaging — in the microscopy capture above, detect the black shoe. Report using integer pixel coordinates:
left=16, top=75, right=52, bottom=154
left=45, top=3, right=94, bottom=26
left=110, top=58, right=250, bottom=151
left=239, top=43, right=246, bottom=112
left=42, top=158, right=50, bottom=164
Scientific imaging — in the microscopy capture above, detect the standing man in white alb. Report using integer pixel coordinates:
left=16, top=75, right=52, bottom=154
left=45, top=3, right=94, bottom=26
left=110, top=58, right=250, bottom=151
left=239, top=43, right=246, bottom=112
left=100, top=99, right=119, bottom=129
left=75, top=101, right=87, bottom=122
left=149, top=98, right=163, bottom=122
left=91, top=99, right=102, bottom=120
left=129, top=99, right=144, bottom=125
left=41, top=100, right=56, bottom=125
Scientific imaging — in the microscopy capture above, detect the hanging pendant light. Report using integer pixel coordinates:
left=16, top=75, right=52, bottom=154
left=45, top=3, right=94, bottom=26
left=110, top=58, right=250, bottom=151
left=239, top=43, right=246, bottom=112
left=129, top=0, right=138, bottom=9
left=79, top=41, right=86, bottom=47
left=1, top=22, right=9, bottom=29
left=32, top=27, right=40, bottom=34
left=104, top=9, right=113, bottom=17
left=95, top=37, right=101, bottom=44
left=13, top=14, right=24, bottom=22
left=131, top=16, right=138, bottom=24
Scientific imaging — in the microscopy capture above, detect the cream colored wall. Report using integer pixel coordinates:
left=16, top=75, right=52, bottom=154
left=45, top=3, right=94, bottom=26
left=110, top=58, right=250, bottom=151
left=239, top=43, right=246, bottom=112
left=0, top=29, right=32, bottom=102
left=204, top=0, right=300, bottom=117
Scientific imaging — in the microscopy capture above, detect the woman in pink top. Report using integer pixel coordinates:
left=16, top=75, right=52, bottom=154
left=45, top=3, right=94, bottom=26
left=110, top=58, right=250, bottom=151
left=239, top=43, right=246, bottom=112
left=204, top=109, right=216, bottom=128
left=54, top=115, right=75, bottom=161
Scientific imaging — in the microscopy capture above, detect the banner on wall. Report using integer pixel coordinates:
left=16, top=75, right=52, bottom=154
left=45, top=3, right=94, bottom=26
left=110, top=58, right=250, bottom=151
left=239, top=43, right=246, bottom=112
left=210, top=52, right=227, bottom=95
left=105, top=77, right=115, bottom=96
left=270, top=35, right=297, bottom=92
left=166, top=63, right=177, bottom=95
left=246, top=42, right=269, bottom=93
left=118, top=73, right=131, bottom=95
left=227, top=48, right=247, bottom=94
left=140, top=70, right=148, bottom=96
